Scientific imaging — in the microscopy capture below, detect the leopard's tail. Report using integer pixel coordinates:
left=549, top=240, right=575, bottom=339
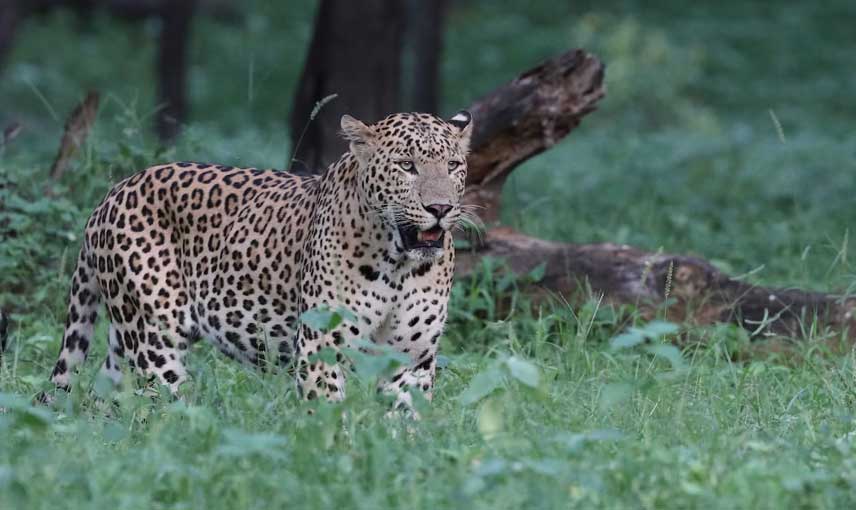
left=48, top=243, right=102, bottom=391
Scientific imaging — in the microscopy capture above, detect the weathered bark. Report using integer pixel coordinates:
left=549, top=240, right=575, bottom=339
left=457, top=49, right=855, bottom=342
left=290, top=0, right=404, bottom=170
left=455, top=228, right=855, bottom=342
left=464, top=49, right=605, bottom=224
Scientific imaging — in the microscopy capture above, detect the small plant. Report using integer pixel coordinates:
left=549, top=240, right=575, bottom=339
left=609, top=320, right=685, bottom=370
left=287, top=93, right=337, bottom=172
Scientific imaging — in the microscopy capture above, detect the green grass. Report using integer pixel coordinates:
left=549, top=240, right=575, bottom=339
left=4, top=307, right=856, bottom=508
left=2, top=1, right=856, bottom=508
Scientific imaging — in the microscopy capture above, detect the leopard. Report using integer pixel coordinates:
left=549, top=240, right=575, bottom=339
left=45, top=111, right=474, bottom=408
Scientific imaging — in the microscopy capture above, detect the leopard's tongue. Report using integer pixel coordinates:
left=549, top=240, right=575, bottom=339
left=418, top=228, right=443, bottom=242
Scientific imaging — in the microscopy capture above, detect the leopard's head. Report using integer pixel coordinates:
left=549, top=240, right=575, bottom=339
left=341, top=111, right=473, bottom=261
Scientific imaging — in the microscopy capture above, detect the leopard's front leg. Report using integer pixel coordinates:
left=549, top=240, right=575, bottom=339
left=379, top=283, right=450, bottom=410
left=384, top=351, right=438, bottom=410
left=294, top=321, right=347, bottom=402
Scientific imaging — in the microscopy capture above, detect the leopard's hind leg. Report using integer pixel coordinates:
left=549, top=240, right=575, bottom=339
left=95, top=307, right=193, bottom=395
left=49, top=246, right=101, bottom=391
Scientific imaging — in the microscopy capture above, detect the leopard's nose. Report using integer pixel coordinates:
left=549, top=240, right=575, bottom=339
left=424, top=203, right=452, bottom=219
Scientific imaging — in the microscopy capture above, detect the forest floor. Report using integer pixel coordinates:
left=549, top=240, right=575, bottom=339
left=2, top=1, right=855, bottom=508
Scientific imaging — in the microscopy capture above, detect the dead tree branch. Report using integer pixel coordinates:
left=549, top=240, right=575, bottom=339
left=458, top=49, right=854, bottom=342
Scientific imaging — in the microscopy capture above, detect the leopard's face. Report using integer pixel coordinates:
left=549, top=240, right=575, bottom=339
left=341, top=112, right=473, bottom=261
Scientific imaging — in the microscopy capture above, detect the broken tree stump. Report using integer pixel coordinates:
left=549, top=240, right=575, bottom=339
left=457, top=49, right=855, bottom=342
left=464, top=49, right=605, bottom=224
left=49, top=90, right=100, bottom=183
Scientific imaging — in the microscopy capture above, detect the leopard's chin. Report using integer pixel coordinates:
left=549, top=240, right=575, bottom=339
left=397, top=224, right=446, bottom=261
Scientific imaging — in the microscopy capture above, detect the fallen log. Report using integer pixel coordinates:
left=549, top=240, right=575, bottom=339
left=458, top=49, right=854, bottom=342
left=455, top=228, right=855, bottom=343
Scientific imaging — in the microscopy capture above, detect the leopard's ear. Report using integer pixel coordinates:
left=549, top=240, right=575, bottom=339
left=340, top=115, right=376, bottom=163
left=448, top=110, right=473, bottom=154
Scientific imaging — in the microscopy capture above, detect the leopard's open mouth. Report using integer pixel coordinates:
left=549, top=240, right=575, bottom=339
left=398, top=224, right=446, bottom=251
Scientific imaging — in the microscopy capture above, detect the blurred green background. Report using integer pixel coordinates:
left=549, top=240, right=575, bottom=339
left=2, top=1, right=853, bottom=318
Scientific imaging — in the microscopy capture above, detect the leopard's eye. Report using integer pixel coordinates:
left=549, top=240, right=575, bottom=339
left=398, top=160, right=417, bottom=175
left=448, top=160, right=462, bottom=172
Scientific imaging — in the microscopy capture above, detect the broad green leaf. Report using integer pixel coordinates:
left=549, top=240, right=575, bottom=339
left=644, top=343, right=685, bottom=369
left=611, top=321, right=679, bottom=351
left=504, top=356, right=540, bottom=388
left=474, top=458, right=508, bottom=478
left=300, top=305, right=358, bottom=333
left=300, top=306, right=338, bottom=332
left=610, top=330, right=645, bottom=350
left=342, top=346, right=409, bottom=381
left=0, top=393, right=54, bottom=430
left=639, top=320, right=679, bottom=338
left=333, top=306, right=358, bottom=325
left=477, top=397, right=504, bottom=440
left=457, top=366, right=504, bottom=405
left=307, top=347, right=339, bottom=365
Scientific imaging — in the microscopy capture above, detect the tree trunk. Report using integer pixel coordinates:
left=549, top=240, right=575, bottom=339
left=0, top=0, right=18, bottom=70
left=289, top=0, right=404, bottom=171
left=456, top=49, right=855, bottom=343
left=155, top=0, right=196, bottom=143
left=405, top=0, right=446, bottom=113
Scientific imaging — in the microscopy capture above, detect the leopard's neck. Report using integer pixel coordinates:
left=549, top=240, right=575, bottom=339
left=312, top=152, right=408, bottom=270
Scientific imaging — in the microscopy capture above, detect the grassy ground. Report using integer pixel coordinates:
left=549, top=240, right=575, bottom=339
left=2, top=1, right=856, bottom=508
